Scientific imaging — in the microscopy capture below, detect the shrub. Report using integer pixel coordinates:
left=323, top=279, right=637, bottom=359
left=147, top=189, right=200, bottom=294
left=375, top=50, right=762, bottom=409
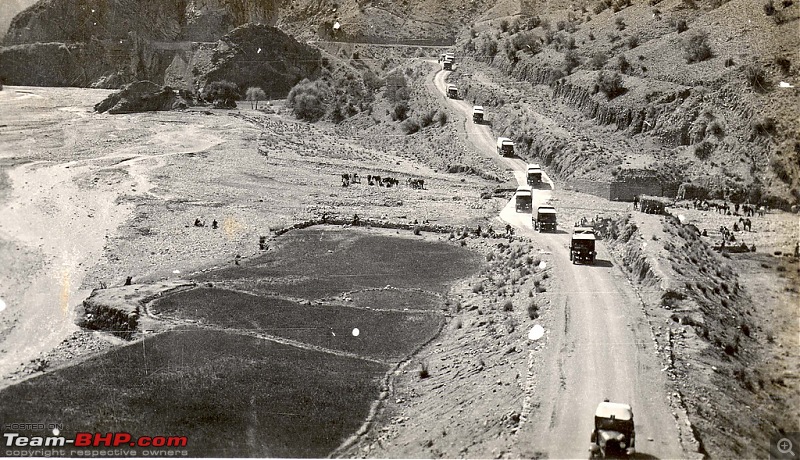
left=724, top=57, right=735, bottom=67
left=287, top=78, right=330, bottom=121
left=402, top=119, right=421, bottom=134
left=596, top=71, right=625, bottom=98
left=615, top=16, right=626, bottom=30
left=437, top=111, right=448, bottom=125
left=500, top=19, right=510, bottom=32
left=527, top=301, right=540, bottom=319
left=744, top=65, right=769, bottom=91
left=627, top=34, right=639, bottom=49
left=503, top=300, right=514, bottom=311
left=563, top=50, right=581, bottom=74
left=776, top=56, right=791, bottom=75
left=418, top=361, right=429, bottom=379
left=683, top=32, right=713, bottom=63
left=391, top=101, right=409, bottom=121
left=675, top=19, right=688, bottom=33
left=764, top=0, right=776, bottom=15
left=202, top=80, right=240, bottom=108
left=708, top=121, right=725, bottom=138
left=420, top=110, right=436, bottom=127
left=413, top=226, right=422, bottom=235
left=616, top=55, right=631, bottom=74
left=385, top=71, right=409, bottom=103
left=590, top=52, right=608, bottom=70
left=750, top=117, right=776, bottom=138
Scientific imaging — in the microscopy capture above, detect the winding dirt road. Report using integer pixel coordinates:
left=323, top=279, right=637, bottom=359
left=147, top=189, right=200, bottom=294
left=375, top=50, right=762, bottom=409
left=432, top=65, right=687, bottom=458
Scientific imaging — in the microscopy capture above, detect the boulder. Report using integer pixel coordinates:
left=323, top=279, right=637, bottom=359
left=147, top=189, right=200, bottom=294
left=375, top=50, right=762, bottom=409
left=94, top=80, right=182, bottom=114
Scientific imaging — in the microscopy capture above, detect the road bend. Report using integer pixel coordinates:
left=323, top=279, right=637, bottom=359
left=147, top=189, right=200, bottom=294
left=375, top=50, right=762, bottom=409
left=431, top=65, right=686, bottom=458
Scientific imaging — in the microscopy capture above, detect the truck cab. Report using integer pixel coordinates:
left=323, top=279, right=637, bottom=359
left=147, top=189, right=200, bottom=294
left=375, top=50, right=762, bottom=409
left=496, top=137, right=514, bottom=156
left=533, top=205, right=557, bottom=232
left=527, top=164, right=542, bottom=187
left=570, top=231, right=596, bottom=264
left=446, top=84, right=458, bottom=99
left=515, top=186, right=533, bottom=213
left=472, top=106, right=484, bottom=123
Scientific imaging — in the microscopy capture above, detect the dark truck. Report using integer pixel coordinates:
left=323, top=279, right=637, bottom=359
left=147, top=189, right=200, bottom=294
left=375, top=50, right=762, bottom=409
left=446, top=84, right=458, bottom=99
left=526, top=164, right=543, bottom=187
left=570, top=226, right=596, bottom=264
left=590, top=401, right=636, bottom=458
left=515, top=187, right=532, bottom=213
left=472, top=105, right=484, bottom=123
left=496, top=137, right=514, bottom=157
left=532, top=205, right=557, bottom=232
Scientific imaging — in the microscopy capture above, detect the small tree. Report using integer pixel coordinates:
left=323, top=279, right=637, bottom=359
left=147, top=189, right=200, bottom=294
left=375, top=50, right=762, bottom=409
left=202, top=80, right=239, bottom=108
left=245, top=86, right=267, bottom=109
left=563, top=50, right=581, bottom=74
left=596, top=71, right=625, bottom=98
left=683, top=31, right=713, bottom=63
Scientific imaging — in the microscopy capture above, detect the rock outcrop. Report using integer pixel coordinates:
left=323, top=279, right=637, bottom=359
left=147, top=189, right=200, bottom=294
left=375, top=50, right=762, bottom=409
left=94, top=81, right=183, bottom=114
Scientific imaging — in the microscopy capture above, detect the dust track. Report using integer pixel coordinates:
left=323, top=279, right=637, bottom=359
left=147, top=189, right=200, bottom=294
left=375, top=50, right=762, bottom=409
left=434, top=66, right=688, bottom=458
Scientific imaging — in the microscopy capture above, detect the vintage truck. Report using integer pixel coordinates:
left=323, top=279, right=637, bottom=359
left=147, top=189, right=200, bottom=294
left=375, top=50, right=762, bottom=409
left=570, top=227, right=596, bottom=264
left=496, top=137, right=514, bottom=156
left=515, top=186, right=533, bottom=213
left=527, top=164, right=543, bottom=187
left=446, top=84, right=458, bottom=99
left=472, top=106, right=484, bottom=123
left=590, top=401, right=636, bottom=458
left=532, top=205, right=557, bottom=232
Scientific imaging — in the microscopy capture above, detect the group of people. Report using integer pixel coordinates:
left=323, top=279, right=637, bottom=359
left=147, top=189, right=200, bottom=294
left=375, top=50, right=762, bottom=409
left=194, top=218, right=218, bottom=229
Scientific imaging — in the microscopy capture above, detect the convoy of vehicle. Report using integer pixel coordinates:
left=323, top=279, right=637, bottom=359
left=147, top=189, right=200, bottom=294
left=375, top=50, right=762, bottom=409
left=496, top=137, right=514, bottom=156
left=472, top=105, right=484, bottom=123
left=446, top=84, right=458, bottom=99
left=570, top=226, right=597, bottom=264
left=590, top=401, right=636, bottom=458
left=515, top=186, right=532, bottom=213
left=532, top=205, right=557, bottom=232
left=526, top=163, right=542, bottom=187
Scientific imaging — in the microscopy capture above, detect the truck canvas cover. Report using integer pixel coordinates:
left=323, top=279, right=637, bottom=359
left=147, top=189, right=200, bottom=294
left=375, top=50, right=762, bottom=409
left=595, top=402, right=633, bottom=420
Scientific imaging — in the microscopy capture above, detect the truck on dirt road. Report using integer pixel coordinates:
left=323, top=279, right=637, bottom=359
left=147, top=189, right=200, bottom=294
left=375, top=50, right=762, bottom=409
left=590, top=401, right=636, bottom=458
left=515, top=186, right=533, bottom=213
left=447, top=84, right=459, bottom=99
left=527, top=164, right=543, bottom=187
left=532, top=205, right=557, bottom=232
left=570, top=226, right=597, bottom=264
left=472, top=106, right=484, bottom=123
left=496, top=137, right=514, bottom=156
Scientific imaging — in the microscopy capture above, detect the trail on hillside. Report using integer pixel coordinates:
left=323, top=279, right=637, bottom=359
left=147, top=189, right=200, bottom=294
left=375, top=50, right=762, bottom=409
left=433, top=65, right=688, bottom=458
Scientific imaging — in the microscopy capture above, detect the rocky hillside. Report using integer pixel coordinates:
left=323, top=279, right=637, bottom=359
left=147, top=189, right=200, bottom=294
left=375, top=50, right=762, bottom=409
left=452, top=0, right=799, bottom=206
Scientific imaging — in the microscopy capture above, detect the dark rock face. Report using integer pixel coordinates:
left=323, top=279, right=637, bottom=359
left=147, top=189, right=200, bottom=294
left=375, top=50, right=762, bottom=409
left=94, top=81, right=180, bottom=114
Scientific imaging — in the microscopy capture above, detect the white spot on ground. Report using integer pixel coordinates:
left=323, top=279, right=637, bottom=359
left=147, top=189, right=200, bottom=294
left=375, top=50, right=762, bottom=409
left=538, top=261, right=546, bottom=270
left=528, top=324, right=544, bottom=341
left=352, top=328, right=360, bottom=337
left=0, top=298, right=5, bottom=312
left=678, top=214, right=686, bottom=223
left=172, top=270, right=180, bottom=274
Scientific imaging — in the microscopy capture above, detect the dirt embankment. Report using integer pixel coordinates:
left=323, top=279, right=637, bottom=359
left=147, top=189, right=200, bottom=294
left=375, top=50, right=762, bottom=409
left=602, top=210, right=799, bottom=458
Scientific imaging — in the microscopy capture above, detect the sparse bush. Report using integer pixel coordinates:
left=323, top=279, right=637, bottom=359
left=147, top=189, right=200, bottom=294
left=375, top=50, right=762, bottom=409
left=437, top=111, right=448, bottom=125
left=500, top=19, right=510, bottom=33
left=683, top=32, right=713, bottom=63
left=596, top=71, right=625, bottom=98
left=708, top=121, right=725, bottom=138
left=590, top=52, right=608, bottom=70
left=503, top=300, right=514, bottom=311
left=385, top=70, right=409, bottom=104
left=627, top=34, right=639, bottom=49
left=615, top=16, right=626, bottom=30
left=419, top=361, right=430, bottom=379
left=413, top=225, right=422, bottom=235
left=724, top=57, right=735, bottom=67
left=771, top=158, right=792, bottom=184
left=527, top=301, right=540, bottom=319
left=764, top=0, right=776, bottom=15
left=391, top=101, right=409, bottom=121
left=616, top=55, right=631, bottom=74
left=420, top=110, right=437, bottom=127
left=563, top=50, right=582, bottom=74
left=744, top=64, right=769, bottom=91
left=694, top=140, right=714, bottom=160
left=750, top=117, right=776, bottom=138
left=675, top=19, right=688, bottom=33
left=402, top=118, right=421, bottom=134
left=775, top=56, right=791, bottom=74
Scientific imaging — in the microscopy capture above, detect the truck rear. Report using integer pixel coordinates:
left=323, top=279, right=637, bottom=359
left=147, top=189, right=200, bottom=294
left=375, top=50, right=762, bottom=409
left=527, top=164, right=543, bottom=187
left=496, top=137, right=514, bottom=156
left=446, top=84, right=458, bottom=99
left=533, top=205, right=557, bottom=232
left=515, top=187, right=533, bottom=213
left=472, top=106, right=484, bottom=123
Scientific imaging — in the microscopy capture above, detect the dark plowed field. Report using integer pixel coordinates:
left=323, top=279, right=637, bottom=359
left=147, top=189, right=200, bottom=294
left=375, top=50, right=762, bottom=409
left=152, top=288, right=444, bottom=361
left=0, top=329, right=388, bottom=457
left=196, top=227, right=481, bottom=299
